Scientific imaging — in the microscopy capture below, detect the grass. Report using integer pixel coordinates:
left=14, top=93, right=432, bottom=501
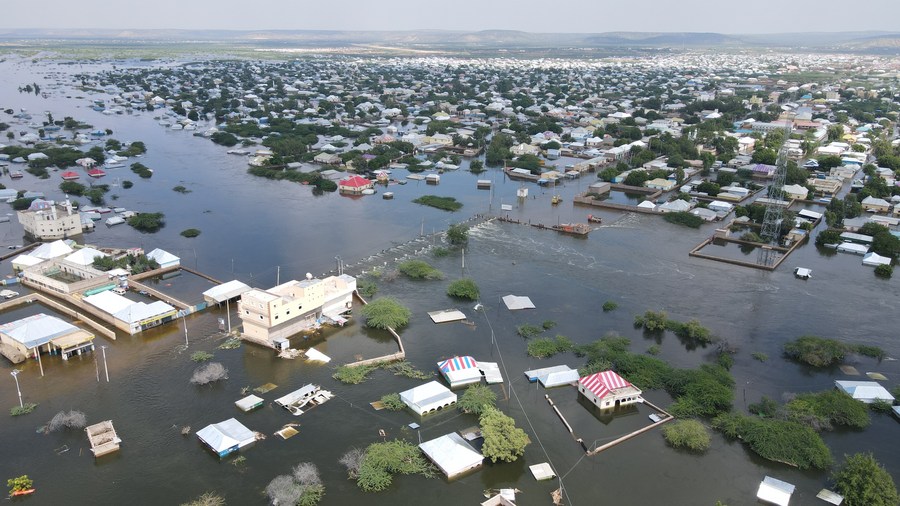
left=751, top=352, right=768, bottom=362
left=516, top=324, right=544, bottom=339
left=218, top=337, right=241, bottom=350
left=191, top=351, right=214, bottom=362
left=527, top=335, right=574, bottom=358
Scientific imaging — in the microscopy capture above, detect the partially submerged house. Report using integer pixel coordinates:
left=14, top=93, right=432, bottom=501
left=196, top=418, right=257, bottom=458
left=438, top=356, right=482, bottom=388
left=578, top=370, right=642, bottom=409
left=418, top=432, right=483, bottom=479
left=0, top=313, right=95, bottom=364
left=756, top=476, right=795, bottom=506
left=83, top=290, right=178, bottom=335
left=524, top=365, right=580, bottom=388
left=399, top=380, right=457, bottom=416
left=834, top=380, right=895, bottom=403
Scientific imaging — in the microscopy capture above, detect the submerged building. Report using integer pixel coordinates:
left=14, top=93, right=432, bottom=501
left=238, top=274, right=355, bottom=347
left=17, top=199, right=83, bottom=240
left=578, top=370, right=643, bottom=409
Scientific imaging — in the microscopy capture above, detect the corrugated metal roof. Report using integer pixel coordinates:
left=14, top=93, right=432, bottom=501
left=579, top=370, right=635, bottom=400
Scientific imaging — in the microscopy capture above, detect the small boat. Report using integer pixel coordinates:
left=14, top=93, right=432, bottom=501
left=551, top=194, right=561, bottom=205
left=551, top=223, right=591, bottom=236
left=382, top=192, right=394, bottom=200
left=61, top=171, right=80, bottom=180
left=87, top=168, right=106, bottom=178
left=587, top=214, right=602, bottom=224
left=10, top=171, right=23, bottom=179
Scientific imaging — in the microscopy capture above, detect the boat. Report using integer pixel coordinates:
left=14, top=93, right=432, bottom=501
left=10, top=171, right=23, bottom=179
left=587, top=214, right=602, bottom=224
left=382, top=192, right=394, bottom=200
left=61, top=171, right=80, bottom=180
left=87, top=168, right=106, bottom=178
left=551, top=194, right=561, bottom=205
left=551, top=223, right=591, bottom=236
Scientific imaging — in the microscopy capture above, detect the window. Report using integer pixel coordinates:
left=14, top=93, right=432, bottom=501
left=259, top=315, right=264, bottom=320
left=274, top=316, right=278, bottom=320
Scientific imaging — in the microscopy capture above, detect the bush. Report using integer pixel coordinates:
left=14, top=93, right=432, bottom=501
left=542, top=320, right=556, bottom=330
left=480, top=407, right=530, bottom=463
left=398, top=260, right=444, bottom=280
left=7, top=475, right=33, bottom=494
left=527, top=335, right=574, bottom=358
left=46, top=410, right=87, bottom=431
left=357, top=278, right=377, bottom=298
left=602, top=300, right=618, bottom=312
left=446, top=223, right=468, bottom=245
left=785, top=390, right=870, bottom=431
left=634, top=310, right=668, bottom=331
left=339, top=448, right=365, bottom=479
left=190, top=362, right=228, bottom=385
left=121, top=180, right=134, bottom=189
left=180, top=492, right=225, bottom=506
left=180, top=228, right=201, bottom=238
left=712, top=413, right=832, bottom=469
left=10, top=403, right=38, bottom=416
left=748, top=396, right=779, bottom=418
left=379, top=393, right=406, bottom=411
left=662, top=419, right=710, bottom=452
left=383, top=361, right=430, bottom=380
left=431, top=246, right=450, bottom=257
left=458, top=384, right=497, bottom=415
left=359, top=297, right=411, bottom=330
left=190, top=351, right=214, bottom=363
left=172, top=185, right=191, bottom=194
left=333, top=363, right=378, bottom=385
left=783, top=335, right=849, bottom=367
left=751, top=352, right=768, bottom=362
left=832, top=453, right=899, bottom=506
left=446, top=278, right=479, bottom=300
left=516, top=323, right=543, bottom=338
left=874, top=264, right=893, bottom=278
left=356, top=440, right=434, bottom=492
left=412, top=195, right=462, bottom=211
left=130, top=162, right=153, bottom=179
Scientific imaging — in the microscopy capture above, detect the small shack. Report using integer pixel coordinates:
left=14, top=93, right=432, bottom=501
left=85, top=420, right=122, bottom=457
left=196, top=418, right=256, bottom=458
left=524, top=365, right=580, bottom=388
left=235, top=394, right=264, bottom=412
left=756, top=476, right=795, bottom=506
left=578, top=370, right=642, bottom=409
left=399, top=381, right=457, bottom=416
left=419, top=432, right=483, bottom=479
left=438, top=356, right=482, bottom=388
left=834, top=380, right=895, bottom=403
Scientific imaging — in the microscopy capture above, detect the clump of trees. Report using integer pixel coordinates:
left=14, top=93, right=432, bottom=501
left=412, top=195, right=462, bottom=211
left=458, top=384, right=497, bottom=415
left=713, top=413, right=832, bottom=469
left=180, top=228, right=201, bottom=238
left=480, top=407, right=530, bottom=463
left=634, top=310, right=713, bottom=344
left=266, top=462, right=325, bottom=506
left=398, top=260, right=444, bottom=280
left=446, top=278, right=479, bottom=300
left=359, top=297, right=411, bottom=330
left=353, top=440, right=435, bottom=492
left=663, top=211, right=704, bottom=228
left=190, top=363, right=228, bottom=385
left=128, top=212, right=165, bottom=233
left=527, top=335, right=574, bottom=358
left=130, top=162, right=153, bottom=179
left=784, top=390, right=870, bottom=431
left=92, top=253, right=160, bottom=274
left=46, top=410, right=87, bottom=432
left=446, top=223, right=469, bottom=245
left=516, top=323, right=544, bottom=339
left=832, top=453, right=899, bottom=506
left=874, top=264, right=893, bottom=278
left=379, top=393, right=406, bottom=411
left=661, top=419, right=710, bottom=452
left=783, top=335, right=885, bottom=367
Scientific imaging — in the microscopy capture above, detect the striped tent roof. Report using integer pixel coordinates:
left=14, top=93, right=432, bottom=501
left=439, top=356, right=478, bottom=373
left=578, top=370, right=633, bottom=400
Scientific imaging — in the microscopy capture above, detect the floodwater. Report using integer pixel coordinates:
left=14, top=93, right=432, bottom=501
left=0, top=56, right=898, bottom=505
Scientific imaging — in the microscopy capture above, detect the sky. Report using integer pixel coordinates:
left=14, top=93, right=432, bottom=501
left=2, top=0, right=900, bottom=34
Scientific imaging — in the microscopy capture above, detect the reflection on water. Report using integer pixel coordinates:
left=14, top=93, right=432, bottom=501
left=0, top=57, right=898, bottom=505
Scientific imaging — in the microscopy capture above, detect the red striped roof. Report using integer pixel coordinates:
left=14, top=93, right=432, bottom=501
left=578, top=370, right=633, bottom=400
left=339, top=175, right=371, bottom=188
left=439, top=356, right=477, bottom=373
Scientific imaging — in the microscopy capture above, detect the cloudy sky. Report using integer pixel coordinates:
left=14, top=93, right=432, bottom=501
left=2, top=0, right=899, bottom=34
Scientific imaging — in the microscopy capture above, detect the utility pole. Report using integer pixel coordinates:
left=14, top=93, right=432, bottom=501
left=276, top=266, right=280, bottom=285
left=10, top=370, right=23, bottom=408
left=226, top=299, right=231, bottom=333
left=183, top=314, right=189, bottom=348
left=101, top=346, right=109, bottom=383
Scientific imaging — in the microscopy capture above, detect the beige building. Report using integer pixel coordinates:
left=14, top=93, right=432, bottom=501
left=17, top=199, right=83, bottom=240
left=239, top=274, right=356, bottom=347
left=806, top=177, right=842, bottom=197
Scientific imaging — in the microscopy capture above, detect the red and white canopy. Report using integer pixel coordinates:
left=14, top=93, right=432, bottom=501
left=439, top=355, right=477, bottom=373
left=578, top=370, right=633, bottom=400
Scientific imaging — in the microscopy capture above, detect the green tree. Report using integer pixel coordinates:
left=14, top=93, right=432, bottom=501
left=662, top=419, right=711, bottom=452
left=751, top=148, right=777, bottom=165
left=624, top=170, right=650, bottom=187
left=458, top=384, right=497, bottom=415
left=447, top=223, right=468, bottom=246
left=359, top=297, right=411, bottom=330
left=832, top=453, right=899, bottom=506
left=355, top=440, right=434, bottom=492
left=480, top=407, right=530, bottom=463
left=127, top=212, right=165, bottom=233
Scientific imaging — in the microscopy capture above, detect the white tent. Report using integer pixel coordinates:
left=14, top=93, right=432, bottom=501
left=835, top=380, right=895, bottom=403
left=757, top=476, right=795, bottom=506
left=862, top=252, right=891, bottom=266
left=419, top=432, right=483, bottom=479
left=399, top=381, right=457, bottom=416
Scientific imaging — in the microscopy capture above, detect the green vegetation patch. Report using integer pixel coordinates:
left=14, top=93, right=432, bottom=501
left=190, top=351, right=214, bottom=363
left=10, top=403, right=38, bottom=416
left=662, top=419, right=711, bottom=452
left=446, top=278, right=479, bottom=300
left=128, top=212, right=165, bottom=233
left=412, top=195, right=463, bottom=211
left=359, top=297, right=411, bottom=330
left=458, top=384, right=497, bottom=415
left=712, top=413, right=832, bottom=470
left=480, top=407, right=530, bottom=463
left=832, top=453, right=899, bottom=506
left=783, top=335, right=885, bottom=367
left=527, top=335, right=574, bottom=358
left=355, top=440, right=435, bottom=492
left=379, top=393, right=406, bottom=411
left=785, top=390, right=870, bottom=431
left=130, top=162, right=153, bottom=178
left=397, top=260, right=444, bottom=280
left=663, top=211, right=704, bottom=228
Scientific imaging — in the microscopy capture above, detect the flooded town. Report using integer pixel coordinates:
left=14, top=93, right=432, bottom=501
left=0, top=22, right=899, bottom=506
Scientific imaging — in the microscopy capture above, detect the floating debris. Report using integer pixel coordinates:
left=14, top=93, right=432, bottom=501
left=254, top=383, right=278, bottom=394
left=181, top=426, right=191, bottom=435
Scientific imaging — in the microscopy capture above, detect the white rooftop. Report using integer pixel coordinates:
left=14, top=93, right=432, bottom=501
left=419, top=432, right=483, bottom=478
left=31, top=240, right=74, bottom=260
left=835, top=380, right=895, bottom=403
left=428, top=309, right=467, bottom=324
left=64, top=247, right=107, bottom=266
left=196, top=418, right=256, bottom=453
left=0, top=313, right=81, bottom=349
left=757, top=476, right=795, bottom=506
left=502, top=294, right=535, bottom=310
left=202, top=280, right=252, bottom=304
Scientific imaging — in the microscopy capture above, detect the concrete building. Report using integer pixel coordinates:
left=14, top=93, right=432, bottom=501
left=238, top=274, right=356, bottom=347
left=17, top=199, right=83, bottom=240
left=0, top=313, right=95, bottom=364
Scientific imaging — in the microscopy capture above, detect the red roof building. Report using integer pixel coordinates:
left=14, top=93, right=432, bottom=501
left=338, top=175, right=373, bottom=194
left=578, top=370, right=642, bottom=409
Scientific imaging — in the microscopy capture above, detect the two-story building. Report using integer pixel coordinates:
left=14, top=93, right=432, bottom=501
left=17, top=199, right=83, bottom=240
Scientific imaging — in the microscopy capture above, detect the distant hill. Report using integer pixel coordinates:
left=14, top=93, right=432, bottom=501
left=0, top=28, right=898, bottom=52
